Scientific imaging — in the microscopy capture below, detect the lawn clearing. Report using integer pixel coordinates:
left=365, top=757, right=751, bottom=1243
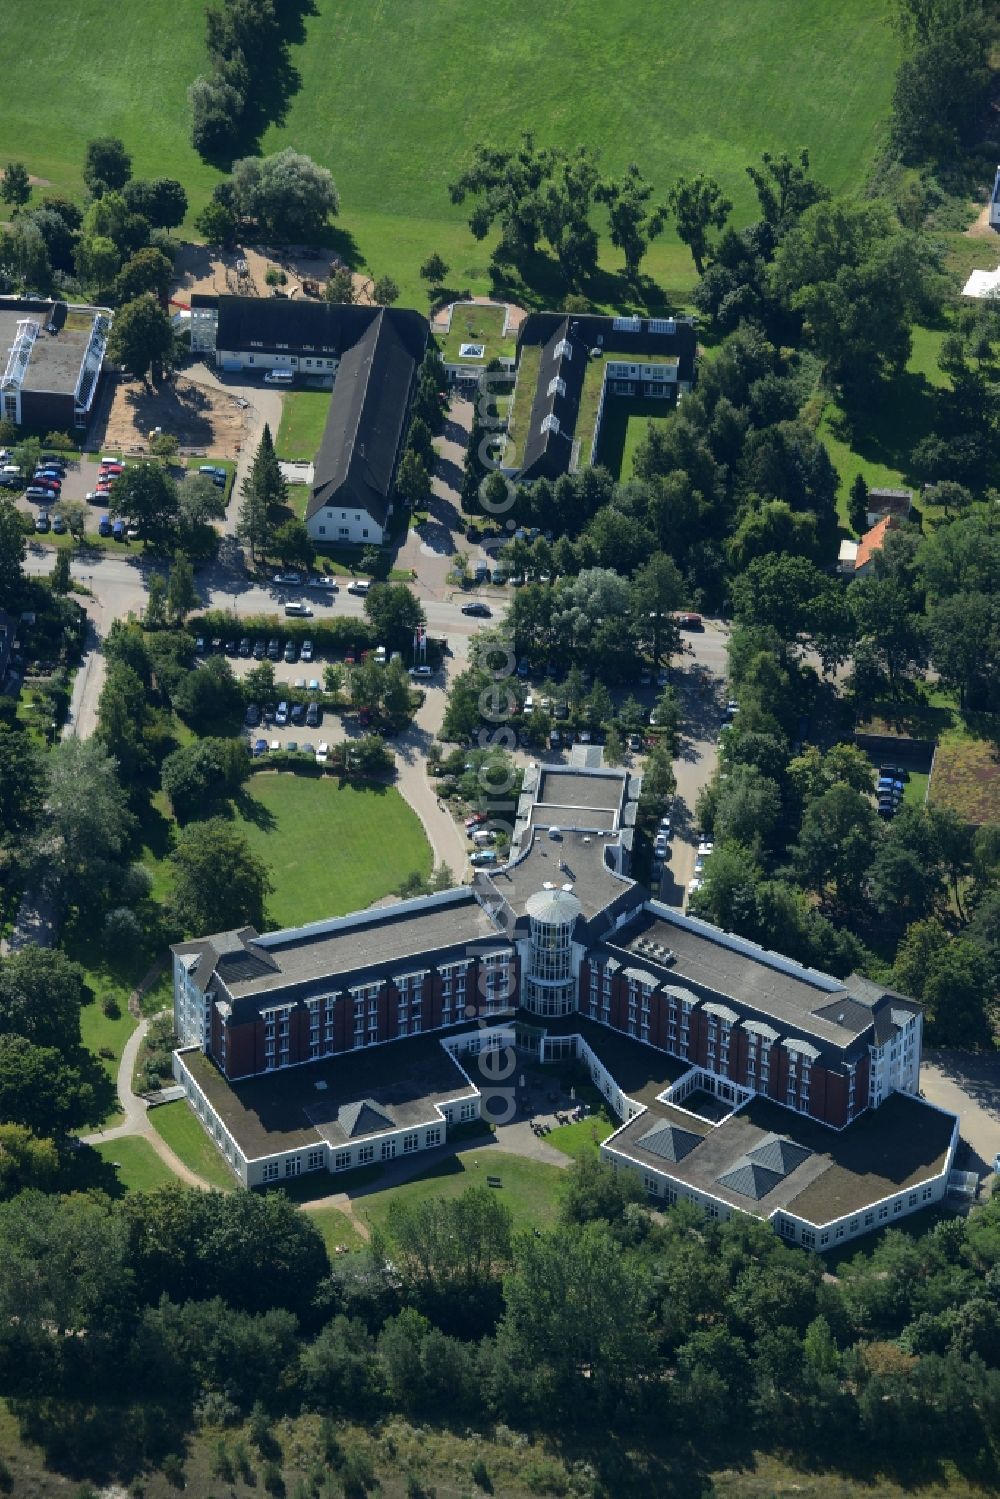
left=275, top=390, right=332, bottom=462
left=308, top=1205, right=366, bottom=1255
left=79, top=994, right=136, bottom=1125
left=545, top=1117, right=615, bottom=1160
left=929, top=739, right=1000, bottom=826
left=149, top=1100, right=236, bottom=1190
left=89, top=1136, right=178, bottom=1194
left=0, top=0, right=898, bottom=308
left=594, top=396, right=672, bottom=480
left=355, top=1149, right=564, bottom=1237
left=818, top=324, right=950, bottom=533
left=234, top=772, right=431, bottom=927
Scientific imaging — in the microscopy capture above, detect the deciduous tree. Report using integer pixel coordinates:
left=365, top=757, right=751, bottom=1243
left=667, top=173, right=732, bottom=274
left=169, top=817, right=273, bottom=935
left=107, top=294, right=175, bottom=384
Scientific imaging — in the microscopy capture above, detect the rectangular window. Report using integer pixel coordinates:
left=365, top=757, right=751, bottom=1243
left=425, top=1127, right=441, bottom=1147
left=850, top=1219, right=859, bottom=1234
left=908, top=1192, right=918, bottom=1207
left=878, top=1203, right=889, bottom=1221
left=893, top=1199, right=903, bottom=1214
left=644, top=1175, right=659, bottom=1196
left=358, top=1145, right=374, bottom=1165
left=801, top=1230, right=816, bottom=1248
left=865, top=1212, right=875, bottom=1227
left=922, top=1185, right=933, bottom=1201
left=334, top=1151, right=351, bottom=1171
left=835, top=1225, right=845, bottom=1239
left=263, top=1161, right=279, bottom=1182
left=285, top=1156, right=301, bottom=1177
left=460, top=1102, right=475, bottom=1121
left=402, top=1133, right=419, bottom=1153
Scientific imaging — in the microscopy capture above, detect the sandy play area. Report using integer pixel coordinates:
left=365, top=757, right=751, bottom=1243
left=171, top=242, right=375, bottom=307
left=102, top=370, right=251, bottom=459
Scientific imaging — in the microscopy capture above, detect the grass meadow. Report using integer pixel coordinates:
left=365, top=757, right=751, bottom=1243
left=0, top=0, right=898, bottom=306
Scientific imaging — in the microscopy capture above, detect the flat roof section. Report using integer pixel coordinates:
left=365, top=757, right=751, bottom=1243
left=218, top=896, right=499, bottom=1000
left=0, top=305, right=96, bottom=397
left=610, top=911, right=860, bottom=1046
left=536, top=770, right=625, bottom=811
left=528, top=803, right=616, bottom=833
left=608, top=1089, right=955, bottom=1226
left=182, top=1034, right=477, bottom=1161
left=491, top=828, right=635, bottom=924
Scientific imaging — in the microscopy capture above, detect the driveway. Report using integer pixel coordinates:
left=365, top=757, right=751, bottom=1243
left=658, top=622, right=730, bottom=908
left=920, top=1049, right=1000, bottom=1171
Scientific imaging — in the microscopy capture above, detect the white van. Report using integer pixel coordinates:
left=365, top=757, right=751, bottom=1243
left=264, top=369, right=295, bottom=386
left=347, top=579, right=371, bottom=597
left=472, top=828, right=495, bottom=847
left=1, top=464, right=19, bottom=478
left=284, top=601, right=311, bottom=617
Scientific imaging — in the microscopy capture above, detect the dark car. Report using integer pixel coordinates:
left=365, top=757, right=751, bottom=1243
left=305, top=701, right=320, bottom=728
left=290, top=703, right=306, bottom=726
left=245, top=704, right=261, bottom=727
left=224, top=639, right=237, bottom=656
left=40, top=455, right=68, bottom=470
left=239, top=637, right=252, bottom=656
left=35, top=511, right=50, bottom=533
left=275, top=701, right=289, bottom=727
left=253, top=639, right=266, bottom=660
left=461, top=602, right=492, bottom=617
left=284, top=640, right=297, bottom=663
left=253, top=738, right=267, bottom=758
left=195, top=636, right=206, bottom=654
left=267, top=638, right=281, bottom=661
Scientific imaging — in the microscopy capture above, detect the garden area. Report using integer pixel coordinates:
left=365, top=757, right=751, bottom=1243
left=353, top=1150, right=565, bottom=1238
left=275, top=390, right=331, bottom=463
left=148, top=1100, right=237, bottom=1190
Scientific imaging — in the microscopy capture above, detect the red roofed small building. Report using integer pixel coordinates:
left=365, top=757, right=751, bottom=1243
left=839, top=515, right=899, bottom=576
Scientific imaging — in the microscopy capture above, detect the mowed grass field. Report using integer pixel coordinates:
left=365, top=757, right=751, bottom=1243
left=0, top=0, right=897, bottom=305
left=234, top=773, right=431, bottom=928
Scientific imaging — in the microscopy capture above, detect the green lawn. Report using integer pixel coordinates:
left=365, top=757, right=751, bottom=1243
left=78, top=995, right=137, bottom=1125
left=356, top=1150, right=564, bottom=1237
left=308, top=1205, right=366, bottom=1255
left=233, top=772, right=431, bottom=927
left=0, top=0, right=898, bottom=307
left=819, top=324, right=951, bottom=533
left=545, top=1117, right=615, bottom=1160
left=275, top=391, right=332, bottom=462
left=594, top=396, right=672, bottom=480
left=148, top=1101, right=237, bottom=1190
left=88, top=1136, right=178, bottom=1194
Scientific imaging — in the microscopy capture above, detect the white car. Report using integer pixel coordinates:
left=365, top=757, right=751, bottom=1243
left=316, top=741, right=329, bottom=764
left=697, top=840, right=715, bottom=858
left=658, top=816, right=671, bottom=833
left=273, top=571, right=302, bottom=585
left=688, top=877, right=702, bottom=895
left=310, top=575, right=338, bottom=590
left=347, top=579, right=370, bottom=596
left=410, top=665, right=433, bottom=678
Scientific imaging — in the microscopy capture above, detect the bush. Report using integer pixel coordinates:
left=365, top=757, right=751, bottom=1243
left=101, top=992, right=122, bottom=1019
left=103, top=906, right=143, bottom=946
left=471, top=1458, right=492, bottom=1493
left=161, top=1453, right=185, bottom=1489
left=263, top=1461, right=285, bottom=1495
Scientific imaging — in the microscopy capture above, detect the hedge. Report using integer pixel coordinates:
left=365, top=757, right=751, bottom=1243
left=191, top=611, right=377, bottom=655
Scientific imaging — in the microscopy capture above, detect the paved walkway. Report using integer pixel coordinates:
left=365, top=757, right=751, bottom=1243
left=82, top=1016, right=216, bottom=1191
left=920, top=1049, right=1000, bottom=1170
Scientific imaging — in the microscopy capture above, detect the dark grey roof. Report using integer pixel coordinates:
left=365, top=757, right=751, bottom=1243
left=306, top=310, right=419, bottom=526
left=215, top=295, right=428, bottom=362
left=517, top=310, right=697, bottom=378
left=519, top=318, right=586, bottom=482
left=338, top=1098, right=394, bottom=1138
left=747, top=1135, right=812, bottom=1176
left=638, top=1120, right=702, bottom=1163
left=716, top=1161, right=784, bottom=1201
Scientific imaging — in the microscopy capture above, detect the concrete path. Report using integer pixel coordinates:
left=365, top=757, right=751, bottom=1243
left=920, top=1049, right=1000, bottom=1171
left=82, top=1016, right=217, bottom=1191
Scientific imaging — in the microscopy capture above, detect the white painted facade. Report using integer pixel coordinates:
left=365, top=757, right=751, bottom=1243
left=305, top=503, right=386, bottom=547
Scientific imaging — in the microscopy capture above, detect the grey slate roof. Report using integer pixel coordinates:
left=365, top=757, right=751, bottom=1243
left=638, top=1120, right=702, bottom=1163
left=519, top=318, right=586, bottom=481
left=215, top=295, right=428, bottom=362
left=338, top=1099, right=394, bottom=1138
left=306, top=310, right=418, bottom=527
left=747, top=1135, right=812, bottom=1176
left=717, top=1161, right=785, bottom=1201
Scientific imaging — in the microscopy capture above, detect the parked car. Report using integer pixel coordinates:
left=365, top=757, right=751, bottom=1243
left=410, top=664, right=433, bottom=678
left=252, top=738, right=267, bottom=758
left=51, top=514, right=67, bottom=535
left=676, top=612, right=703, bottom=628
left=284, top=601, right=313, bottom=617
left=253, top=639, right=266, bottom=659
left=26, top=486, right=57, bottom=501
left=305, top=702, right=320, bottom=728
left=112, top=519, right=126, bottom=541
left=239, top=638, right=252, bottom=656
left=347, top=579, right=370, bottom=596
left=275, top=702, right=289, bottom=726
left=267, top=638, right=281, bottom=660
left=245, top=704, right=261, bottom=727
left=301, top=640, right=314, bottom=662
left=284, top=641, right=297, bottom=663
left=34, top=511, right=50, bottom=533
left=290, top=703, right=306, bottom=726
left=462, top=602, right=492, bottom=617
left=627, top=733, right=643, bottom=752
left=310, top=575, right=337, bottom=590
left=316, top=742, right=330, bottom=764
left=96, top=513, right=111, bottom=535
left=273, top=571, right=302, bottom=586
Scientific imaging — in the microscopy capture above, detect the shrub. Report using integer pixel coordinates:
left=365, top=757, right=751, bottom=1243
left=161, top=1453, right=185, bottom=1488
left=101, top=992, right=122, bottom=1019
left=470, top=1458, right=492, bottom=1493
left=263, top=1461, right=285, bottom=1495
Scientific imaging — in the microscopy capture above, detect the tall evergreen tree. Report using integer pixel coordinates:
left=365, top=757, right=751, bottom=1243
left=238, top=424, right=283, bottom=564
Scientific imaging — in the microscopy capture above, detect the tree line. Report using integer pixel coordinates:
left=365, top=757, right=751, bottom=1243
left=1, top=1158, right=1000, bottom=1494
